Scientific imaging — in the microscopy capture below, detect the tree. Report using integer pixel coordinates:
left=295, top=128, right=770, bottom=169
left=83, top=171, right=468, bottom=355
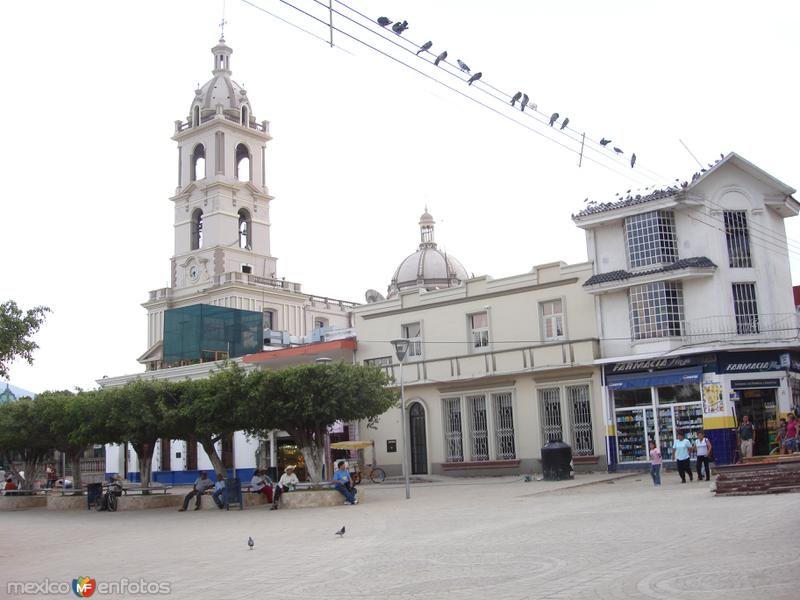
left=167, top=363, right=249, bottom=477
left=0, top=300, right=50, bottom=378
left=104, top=380, right=175, bottom=490
left=243, top=363, right=397, bottom=482
left=0, top=397, right=52, bottom=489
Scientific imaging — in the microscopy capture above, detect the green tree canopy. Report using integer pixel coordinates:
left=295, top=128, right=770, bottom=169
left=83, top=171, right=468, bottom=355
left=243, top=363, right=396, bottom=482
left=0, top=300, right=50, bottom=378
left=0, top=397, right=52, bottom=489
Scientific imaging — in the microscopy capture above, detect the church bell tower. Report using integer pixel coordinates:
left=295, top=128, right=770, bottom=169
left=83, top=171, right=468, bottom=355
left=170, top=38, right=276, bottom=288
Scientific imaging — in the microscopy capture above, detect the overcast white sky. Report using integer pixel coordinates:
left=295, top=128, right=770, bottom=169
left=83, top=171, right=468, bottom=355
left=2, top=0, right=799, bottom=394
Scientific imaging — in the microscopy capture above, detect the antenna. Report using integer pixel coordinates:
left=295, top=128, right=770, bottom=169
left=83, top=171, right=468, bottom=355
left=679, top=139, right=704, bottom=169
left=219, top=0, right=228, bottom=40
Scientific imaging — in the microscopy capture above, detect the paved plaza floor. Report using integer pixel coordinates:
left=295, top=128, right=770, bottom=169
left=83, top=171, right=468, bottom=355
left=1, top=472, right=797, bottom=599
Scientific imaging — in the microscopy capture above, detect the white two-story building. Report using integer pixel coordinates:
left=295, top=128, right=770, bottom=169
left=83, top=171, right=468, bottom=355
left=573, top=153, right=800, bottom=467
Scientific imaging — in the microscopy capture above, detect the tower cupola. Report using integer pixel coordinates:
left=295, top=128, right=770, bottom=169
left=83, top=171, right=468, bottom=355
left=189, top=39, right=253, bottom=128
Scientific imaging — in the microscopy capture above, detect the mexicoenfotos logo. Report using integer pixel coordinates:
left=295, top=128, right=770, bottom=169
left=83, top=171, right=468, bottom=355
left=72, top=577, right=96, bottom=597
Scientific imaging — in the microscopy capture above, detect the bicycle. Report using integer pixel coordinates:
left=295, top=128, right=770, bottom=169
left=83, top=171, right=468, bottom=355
left=94, top=485, right=120, bottom=512
left=351, top=464, right=386, bottom=485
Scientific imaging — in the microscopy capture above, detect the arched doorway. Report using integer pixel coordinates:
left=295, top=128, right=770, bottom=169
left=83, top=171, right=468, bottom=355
left=408, top=402, right=428, bottom=475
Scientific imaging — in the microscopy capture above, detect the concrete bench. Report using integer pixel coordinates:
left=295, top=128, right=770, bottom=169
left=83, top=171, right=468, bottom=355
left=0, top=495, right=47, bottom=510
left=279, top=487, right=363, bottom=509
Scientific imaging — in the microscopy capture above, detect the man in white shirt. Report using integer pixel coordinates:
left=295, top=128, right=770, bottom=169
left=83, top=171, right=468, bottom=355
left=271, top=465, right=299, bottom=510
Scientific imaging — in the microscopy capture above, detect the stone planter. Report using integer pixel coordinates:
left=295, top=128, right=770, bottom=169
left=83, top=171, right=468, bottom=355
left=280, top=489, right=363, bottom=509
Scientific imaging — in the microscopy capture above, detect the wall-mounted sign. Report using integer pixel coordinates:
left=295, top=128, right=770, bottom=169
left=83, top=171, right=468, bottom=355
left=386, top=439, right=397, bottom=453
left=731, top=379, right=780, bottom=390
left=702, top=383, right=724, bottom=413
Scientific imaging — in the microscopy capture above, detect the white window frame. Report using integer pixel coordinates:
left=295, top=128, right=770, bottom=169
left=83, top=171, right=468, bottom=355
left=540, top=298, right=566, bottom=341
left=440, top=389, right=517, bottom=463
left=401, top=321, right=424, bottom=360
left=624, top=210, right=678, bottom=269
left=468, top=311, right=490, bottom=353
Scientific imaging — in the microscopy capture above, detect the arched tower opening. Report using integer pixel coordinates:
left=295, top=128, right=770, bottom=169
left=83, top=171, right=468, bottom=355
left=238, top=208, right=252, bottom=250
left=191, top=144, right=206, bottom=181
left=191, top=209, right=204, bottom=250
left=235, top=143, right=251, bottom=182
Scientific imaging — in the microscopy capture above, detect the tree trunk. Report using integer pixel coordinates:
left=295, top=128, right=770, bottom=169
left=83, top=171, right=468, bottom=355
left=69, top=452, right=83, bottom=490
left=21, top=457, right=43, bottom=490
left=199, top=436, right=226, bottom=478
left=132, top=441, right=155, bottom=491
left=292, top=427, right=325, bottom=482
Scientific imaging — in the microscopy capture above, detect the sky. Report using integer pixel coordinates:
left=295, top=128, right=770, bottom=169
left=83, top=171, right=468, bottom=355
left=2, top=0, right=799, bottom=393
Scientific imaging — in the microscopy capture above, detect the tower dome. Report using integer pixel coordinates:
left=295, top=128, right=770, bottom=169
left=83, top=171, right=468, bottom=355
left=388, top=210, right=468, bottom=298
left=189, top=39, right=254, bottom=127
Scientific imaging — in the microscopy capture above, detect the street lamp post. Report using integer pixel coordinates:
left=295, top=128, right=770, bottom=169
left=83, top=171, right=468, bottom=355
left=315, top=356, right=333, bottom=479
left=391, top=338, right=411, bottom=499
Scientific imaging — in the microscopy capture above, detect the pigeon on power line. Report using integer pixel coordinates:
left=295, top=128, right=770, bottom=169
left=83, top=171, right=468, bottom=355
left=377, top=17, right=392, bottom=27
left=549, top=112, right=559, bottom=126
left=630, top=153, right=637, bottom=168
left=335, top=526, right=346, bottom=537
left=600, top=138, right=612, bottom=146
left=560, top=117, right=569, bottom=130
left=391, top=20, right=409, bottom=34
left=416, top=40, right=432, bottom=55
left=613, top=147, right=624, bottom=155
left=456, top=60, right=470, bottom=73
left=467, top=72, right=482, bottom=85
left=520, top=93, right=529, bottom=111
left=510, top=91, right=522, bottom=107
left=248, top=537, right=254, bottom=550
left=434, top=50, right=448, bottom=66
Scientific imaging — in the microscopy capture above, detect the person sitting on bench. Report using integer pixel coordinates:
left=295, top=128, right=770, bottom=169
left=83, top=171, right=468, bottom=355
left=178, top=471, right=213, bottom=511
left=271, top=465, right=299, bottom=510
left=250, top=469, right=273, bottom=503
left=333, top=461, right=357, bottom=505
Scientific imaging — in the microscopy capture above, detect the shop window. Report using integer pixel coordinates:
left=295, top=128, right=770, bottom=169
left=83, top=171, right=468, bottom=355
left=538, top=387, right=563, bottom=443
left=629, top=281, right=684, bottom=340
left=656, top=384, right=700, bottom=404
left=567, top=385, right=593, bottom=456
left=612, top=388, right=652, bottom=408
left=625, top=210, right=678, bottom=269
left=467, top=394, right=490, bottom=461
left=732, top=283, right=759, bottom=334
left=791, top=378, right=800, bottom=415
left=541, top=299, right=564, bottom=340
left=724, top=211, right=752, bottom=268
left=468, top=312, right=489, bottom=351
left=442, top=397, right=464, bottom=462
left=401, top=322, right=423, bottom=359
left=492, top=392, right=516, bottom=460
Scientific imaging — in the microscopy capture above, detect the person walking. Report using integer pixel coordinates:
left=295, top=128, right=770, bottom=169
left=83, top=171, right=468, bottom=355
left=672, top=431, right=693, bottom=483
left=738, top=415, right=756, bottom=459
left=694, top=430, right=712, bottom=481
left=649, top=440, right=662, bottom=486
left=783, top=413, right=798, bottom=454
left=178, top=471, right=213, bottom=511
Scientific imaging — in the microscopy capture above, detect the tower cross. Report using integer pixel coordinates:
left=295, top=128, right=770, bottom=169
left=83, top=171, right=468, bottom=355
left=219, top=17, right=228, bottom=40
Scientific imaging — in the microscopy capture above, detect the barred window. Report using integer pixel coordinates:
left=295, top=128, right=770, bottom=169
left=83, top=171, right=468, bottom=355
left=625, top=210, right=678, bottom=269
left=492, top=392, right=516, bottom=460
left=629, top=281, right=684, bottom=340
left=467, top=394, right=490, bottom=461
left=401, top=322, right=423, bottom=358
left=469, top=312, right=490, bottom=350
left=724, top=211, right=752, bottom=268
left=442, top=397, right=464, bottom=462
left=567, top=385, right=594, bottom=456
left=732, top=283, right=759, bottom=334
left=539, top=387, right=563, bottom=443
left=541, top=299, right=564, bottom=340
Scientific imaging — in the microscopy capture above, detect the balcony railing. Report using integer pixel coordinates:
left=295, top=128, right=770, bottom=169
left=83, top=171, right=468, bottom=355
left=682, top=313, right=800, bottom=344
left=174, top=114, right=270, bottom=134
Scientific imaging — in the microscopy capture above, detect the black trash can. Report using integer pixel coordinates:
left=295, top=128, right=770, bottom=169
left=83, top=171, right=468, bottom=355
left=86, top=483, right=103, bottom=509
left=541, top=440, right=574, bottom=481
left=225, top=477, right=242, bottom=510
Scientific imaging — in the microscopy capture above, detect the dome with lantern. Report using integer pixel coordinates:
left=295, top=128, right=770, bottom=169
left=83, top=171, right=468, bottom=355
left=189, top=38, right=255, bottom=127
left=387, top=209, right=469, bottom=298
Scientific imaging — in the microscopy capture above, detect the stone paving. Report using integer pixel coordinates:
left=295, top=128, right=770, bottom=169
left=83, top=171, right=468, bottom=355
left=1, top=471, right=797, bottom=599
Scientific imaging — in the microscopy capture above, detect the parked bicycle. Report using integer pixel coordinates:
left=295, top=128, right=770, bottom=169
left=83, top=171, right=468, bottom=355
left=351, top=463, right=386, bottom=485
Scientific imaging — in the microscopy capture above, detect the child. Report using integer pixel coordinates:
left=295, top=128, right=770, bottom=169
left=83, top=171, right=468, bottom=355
left=649, top=440, right=662, bottom=486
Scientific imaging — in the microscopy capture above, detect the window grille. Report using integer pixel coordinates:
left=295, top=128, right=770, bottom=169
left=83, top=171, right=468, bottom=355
left=567, top=385, right=594, bottom=456
left=629, top=281, right=684, bottom=340
left=492, top=392, right=516, bottom=460
left=467, top=394, right=490, bottom=461
left=724, top=211, right=752, bottom=268
left=470, top=312, right=489, bottom=349
left=442, top=397, right=464, bottom=462
left=625, top=210, right=678, bottom=269
left=732, top=283, right=759, bottom=334
left=541, top=299, right=564, bottom=340
left=401, top=322, right=423, bottom=358
left=539, top=387, right=563, bottom=443
left=364, top=356, right=392, bottom=367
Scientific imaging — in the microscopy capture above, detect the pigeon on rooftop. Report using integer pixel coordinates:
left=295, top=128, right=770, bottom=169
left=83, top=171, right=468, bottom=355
left=457, top=60, right=470, bottom=73
left=416, top=41, right=432, bottom=55
left=510, top=91, right=522, bottom=107
left=248, top=537, right=254, bottom=550
left=630, top=153, right=637, bottom=168
left=600, top=138, right=612, bottom=146
left=391, top=20, right=409, bottom=34
left=520, top=93, right=529, bottom=111
left=377, top=17, right=392, bottom=27
left=434, top=50, right=448, bottom=66
left=467, top=72, right=482, bottom=85
left=549, top=112, right=559, bottom=126
left=560, top=117, right=569, bottom=130
left=335, top=526, right=346, bottom=537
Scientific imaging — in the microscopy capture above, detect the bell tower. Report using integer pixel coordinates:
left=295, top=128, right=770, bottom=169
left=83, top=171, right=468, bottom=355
left=170, top=38, right=276, bottom=288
